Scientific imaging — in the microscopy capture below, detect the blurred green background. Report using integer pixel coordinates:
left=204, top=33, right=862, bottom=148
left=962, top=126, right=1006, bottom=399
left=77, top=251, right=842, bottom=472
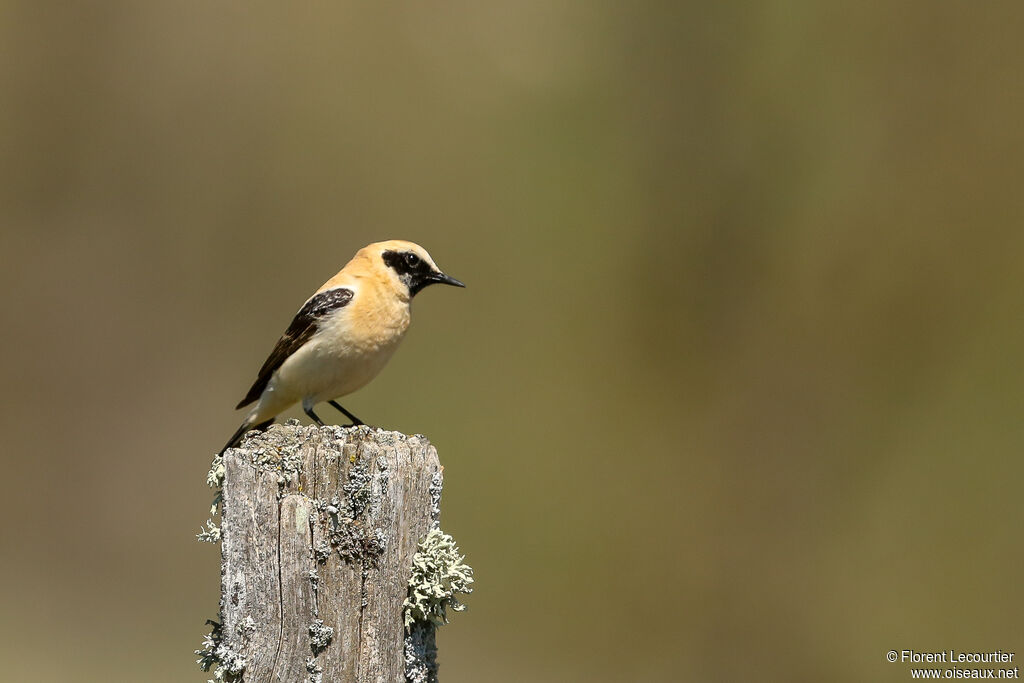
left=1, top=2, right=1022, bottom=681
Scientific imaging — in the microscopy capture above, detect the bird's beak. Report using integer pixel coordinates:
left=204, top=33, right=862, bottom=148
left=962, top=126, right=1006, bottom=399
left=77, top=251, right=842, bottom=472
left=430, top=271, right=466, bottom=288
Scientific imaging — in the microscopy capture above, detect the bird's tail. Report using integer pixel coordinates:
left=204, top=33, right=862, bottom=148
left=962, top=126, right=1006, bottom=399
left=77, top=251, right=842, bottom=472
left=218, top=418, right=275, bottom=456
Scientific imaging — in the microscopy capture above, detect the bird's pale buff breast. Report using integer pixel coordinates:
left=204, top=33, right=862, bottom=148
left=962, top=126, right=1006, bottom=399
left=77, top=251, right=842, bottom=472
left=272, top=284, right=411, bottom=406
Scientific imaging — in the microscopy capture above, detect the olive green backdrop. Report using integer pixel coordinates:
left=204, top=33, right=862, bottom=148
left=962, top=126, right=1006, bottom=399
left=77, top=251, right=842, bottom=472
left=1, top=2, right=1022, bottom=681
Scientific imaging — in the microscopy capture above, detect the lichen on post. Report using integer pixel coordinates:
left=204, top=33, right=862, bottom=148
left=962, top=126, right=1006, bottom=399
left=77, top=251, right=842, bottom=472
left=403, top=528, right=474, bottom=683
left=195, top=420, right=472, bottom=683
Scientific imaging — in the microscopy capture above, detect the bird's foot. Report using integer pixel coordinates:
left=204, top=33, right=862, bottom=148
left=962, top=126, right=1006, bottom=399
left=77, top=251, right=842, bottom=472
left=303, top=406, right=326, bottom=426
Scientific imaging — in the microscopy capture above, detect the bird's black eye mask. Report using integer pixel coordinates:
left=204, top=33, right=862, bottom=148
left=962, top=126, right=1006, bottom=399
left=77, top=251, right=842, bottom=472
left=382, top=250, right=435, bottom=295
left=383, top=250, right=466, bottom=296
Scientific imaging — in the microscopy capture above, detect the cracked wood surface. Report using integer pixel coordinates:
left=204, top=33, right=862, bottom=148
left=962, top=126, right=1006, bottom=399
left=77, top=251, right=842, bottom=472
left=219, top=422, right=441, bottom=683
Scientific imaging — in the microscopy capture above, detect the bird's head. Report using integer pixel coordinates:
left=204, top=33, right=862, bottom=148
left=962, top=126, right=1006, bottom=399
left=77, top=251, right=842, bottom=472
left=362, top=240, right=465, bottom=299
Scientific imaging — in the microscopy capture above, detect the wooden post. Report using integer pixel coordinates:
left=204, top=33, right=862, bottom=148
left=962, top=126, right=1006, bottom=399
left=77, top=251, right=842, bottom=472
left=199, top=420, right=444, bottom=683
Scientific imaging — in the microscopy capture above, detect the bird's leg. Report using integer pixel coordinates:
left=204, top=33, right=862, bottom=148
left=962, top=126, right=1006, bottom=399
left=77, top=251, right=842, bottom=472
left=303, top=406, right=325, bottom=426
left=328, top=400, right=365, bottom=426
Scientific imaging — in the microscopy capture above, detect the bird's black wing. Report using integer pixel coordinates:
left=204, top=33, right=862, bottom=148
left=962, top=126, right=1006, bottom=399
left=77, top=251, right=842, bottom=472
left=235, top=287, right=354, bottom=409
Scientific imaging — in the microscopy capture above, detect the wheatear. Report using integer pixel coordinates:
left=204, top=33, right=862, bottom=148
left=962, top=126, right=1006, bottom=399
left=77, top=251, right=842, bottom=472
left=219, top=240, right=464, bottom=454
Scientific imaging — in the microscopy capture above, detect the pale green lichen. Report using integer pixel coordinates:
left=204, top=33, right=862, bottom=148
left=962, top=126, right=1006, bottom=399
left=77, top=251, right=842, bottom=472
left=403, top=528, right=472, bottom=682
left=196, top=519, right=221, bottom=543
left=194, top=620, right=221, bottom=672
left=343, top=459, right=375, bottom=517
left=403, top=528, right=474, bottom=629
left=206, top=454, right=225, bottom=517
left=224, top=418, right=310, bottom=492
left=195, top=620, right=246, bottom=683
left=247, top=431, right=305, bottom=490
left=207, top=454, right=226, bottom=489
left=312, top=461, right=387, bottom=564
left=308, top=619, right=334, bottom=654
left=306, top=656, right=323, bottom=683
left=428, top=470, right=443, bottom=528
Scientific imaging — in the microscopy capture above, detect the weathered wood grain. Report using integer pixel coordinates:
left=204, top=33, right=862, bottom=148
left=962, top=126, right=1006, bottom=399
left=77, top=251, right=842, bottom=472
left=217, top=421, right=442, bottom=683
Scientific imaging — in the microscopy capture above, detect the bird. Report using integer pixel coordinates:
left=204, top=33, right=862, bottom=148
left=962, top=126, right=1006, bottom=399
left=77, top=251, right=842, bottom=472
left=218, top=239, right=464, bottom=455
